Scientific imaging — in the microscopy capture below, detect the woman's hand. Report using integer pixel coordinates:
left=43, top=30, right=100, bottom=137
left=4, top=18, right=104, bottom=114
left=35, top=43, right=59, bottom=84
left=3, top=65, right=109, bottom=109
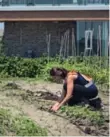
left=51, top=104, right=60, bottom=112
left=50, top=102, right=60, bottom=112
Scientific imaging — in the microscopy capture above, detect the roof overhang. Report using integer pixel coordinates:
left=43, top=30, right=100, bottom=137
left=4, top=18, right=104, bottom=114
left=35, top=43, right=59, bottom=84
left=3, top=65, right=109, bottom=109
left=0, top=10, right=109, bottom=21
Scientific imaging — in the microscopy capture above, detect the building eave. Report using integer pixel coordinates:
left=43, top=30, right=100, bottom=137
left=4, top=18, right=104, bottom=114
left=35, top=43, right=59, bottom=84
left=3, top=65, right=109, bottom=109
left=0, top=5, right=109, bottom=11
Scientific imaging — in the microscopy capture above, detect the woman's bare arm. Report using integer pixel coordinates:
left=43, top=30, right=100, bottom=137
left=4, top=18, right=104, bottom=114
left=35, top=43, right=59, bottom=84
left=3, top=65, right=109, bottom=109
left=58, top=75, right=75, bottom=107
left=51, top=88, right=67, bottom=108
left=58, top=88, right=66, bottom=103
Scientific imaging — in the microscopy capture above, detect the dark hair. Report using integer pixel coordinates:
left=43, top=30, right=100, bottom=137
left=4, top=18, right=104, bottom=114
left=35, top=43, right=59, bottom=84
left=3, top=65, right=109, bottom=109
left=50, top=67, right=69, bottom=79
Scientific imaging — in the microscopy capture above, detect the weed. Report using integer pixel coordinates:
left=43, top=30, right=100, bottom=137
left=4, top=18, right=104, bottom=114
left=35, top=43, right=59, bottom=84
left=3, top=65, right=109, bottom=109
left=60, top=105, right=105, bottom=126
left=0, top=108, right=47, bottom=136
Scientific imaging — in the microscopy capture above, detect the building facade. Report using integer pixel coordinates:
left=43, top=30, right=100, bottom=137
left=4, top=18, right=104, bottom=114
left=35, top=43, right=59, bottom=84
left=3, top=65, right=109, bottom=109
left=0, top=0, right=109, bottom=57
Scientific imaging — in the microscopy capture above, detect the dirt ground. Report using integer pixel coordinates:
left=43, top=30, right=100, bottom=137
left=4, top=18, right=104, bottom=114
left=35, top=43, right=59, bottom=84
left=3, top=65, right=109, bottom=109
left=0, top=79, right=109, bottom=136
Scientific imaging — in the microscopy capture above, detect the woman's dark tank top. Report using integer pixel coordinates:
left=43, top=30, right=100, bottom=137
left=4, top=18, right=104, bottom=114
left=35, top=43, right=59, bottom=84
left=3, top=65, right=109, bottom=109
left=63, top=71, right=97, bottom=93
left=64, top=71, right=89, bottom=86
left=74, top=72, right=89, bottom=86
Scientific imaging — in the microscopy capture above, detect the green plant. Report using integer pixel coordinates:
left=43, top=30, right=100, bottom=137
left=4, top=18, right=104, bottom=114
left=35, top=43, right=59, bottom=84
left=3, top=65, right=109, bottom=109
left=0, top=56, right=108, bottom=84
left=0, top=108, right=47, bottom=136
left=60, top=105, right=105, bottom=126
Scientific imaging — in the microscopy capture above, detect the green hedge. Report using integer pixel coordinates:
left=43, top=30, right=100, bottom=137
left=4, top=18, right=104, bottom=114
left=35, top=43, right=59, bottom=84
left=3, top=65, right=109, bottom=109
left=0, top=56, right=109, bottom=84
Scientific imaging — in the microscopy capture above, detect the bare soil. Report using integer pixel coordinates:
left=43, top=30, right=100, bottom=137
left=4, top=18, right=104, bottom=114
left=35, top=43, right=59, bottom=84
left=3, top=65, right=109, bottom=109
left=0, top=80, right=109, bottom=136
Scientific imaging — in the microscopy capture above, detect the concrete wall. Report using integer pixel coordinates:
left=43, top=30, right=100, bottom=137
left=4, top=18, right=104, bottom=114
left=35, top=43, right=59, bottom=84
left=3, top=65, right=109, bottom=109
left=3, top=21, right=76, bottom=57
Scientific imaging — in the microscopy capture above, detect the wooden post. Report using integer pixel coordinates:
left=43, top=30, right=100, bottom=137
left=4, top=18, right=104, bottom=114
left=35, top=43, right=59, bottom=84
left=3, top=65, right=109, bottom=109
left=59, top=35, right=64, bottom=60
left=72, top=28, right=76, bottom=56
left=67, top=30, right=70, bottom=58
left=20, top=27, right=22, bottom=45
left=46, top=32, right=51, bottom=62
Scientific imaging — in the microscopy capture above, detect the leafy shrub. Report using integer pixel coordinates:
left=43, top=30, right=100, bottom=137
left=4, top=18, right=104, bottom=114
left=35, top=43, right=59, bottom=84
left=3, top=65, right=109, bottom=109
left=0, top=56, right=108, bottom=84
left=0, top=56, right=44, bottom=78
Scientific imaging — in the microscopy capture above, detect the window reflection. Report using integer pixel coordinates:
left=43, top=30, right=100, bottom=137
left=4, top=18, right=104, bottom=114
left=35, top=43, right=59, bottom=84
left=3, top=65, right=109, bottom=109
left=0, top=0, right=109, bottom=5
left=77, top=21, right=109, bottom=56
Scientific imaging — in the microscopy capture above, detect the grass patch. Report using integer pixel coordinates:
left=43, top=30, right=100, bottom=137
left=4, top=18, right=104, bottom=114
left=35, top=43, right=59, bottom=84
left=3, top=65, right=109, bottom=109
left=0, top=108, right=47, bottom=136
left=60, top=105, right=105, bottom=126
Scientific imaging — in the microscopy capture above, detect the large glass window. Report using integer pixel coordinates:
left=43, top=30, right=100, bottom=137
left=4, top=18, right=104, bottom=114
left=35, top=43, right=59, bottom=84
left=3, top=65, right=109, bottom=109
left=76, top=21, right=85, bottom=55
left=102, top=21, right=109, bottom=56
left=34, top=0, right=53, bottom=5
left=0, top=0, right=109, bottom=6
left=76, top=21, right=109, bottom=56
left=87, top=0, right=102, bottom=4
left=9, top=0, right=26, bottom=5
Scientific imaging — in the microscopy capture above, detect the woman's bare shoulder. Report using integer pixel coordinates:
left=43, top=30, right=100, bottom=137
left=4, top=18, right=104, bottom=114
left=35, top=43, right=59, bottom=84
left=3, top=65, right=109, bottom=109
left=67, top=71, right=78, bottom=80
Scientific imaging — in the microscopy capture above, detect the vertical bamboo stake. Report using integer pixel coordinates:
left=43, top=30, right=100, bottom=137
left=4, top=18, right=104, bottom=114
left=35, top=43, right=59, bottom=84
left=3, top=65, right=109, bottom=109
left=48, top=34, right=51, bottom=62
left=46, top=32, right=51, bottom=62
left=72, top=28, right=74, bottom=56
left=67, top=30, right=70, bottom=58
left=20, top=28, right=22, bottom=45
left=59, top=35, right=64, bottom=60
left=98, top=25, right=101, bottom=56
left=97, top=33, right=99, bottom=56
left=98, top=25, right=102, bottom=67
left=64, top=31, right=67, bottom=58
left=84, top=30, right=88, bottom=56
left=108, top=35, right=110, bottom=68
left=89, top=30, right=93, bottom=56
left=72, top=28, right=76, bottom=56
left=97, top=25, right=101, bottom=68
